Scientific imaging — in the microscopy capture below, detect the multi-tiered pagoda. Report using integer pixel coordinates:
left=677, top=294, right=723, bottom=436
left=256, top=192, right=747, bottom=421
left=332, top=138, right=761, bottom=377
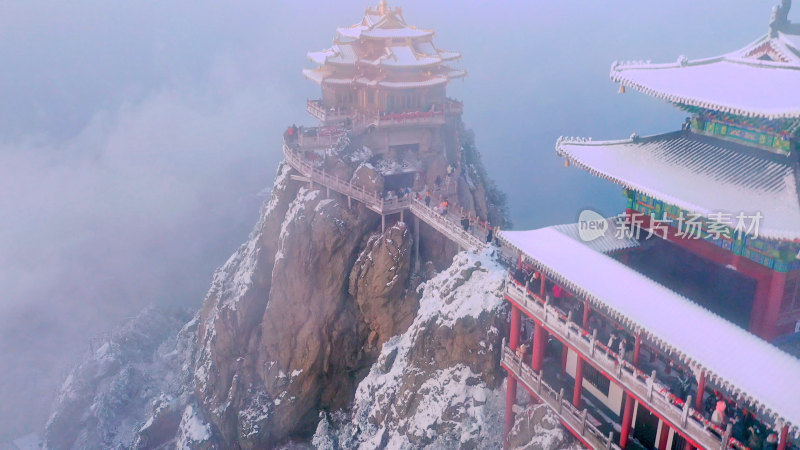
left=300, top=0, right=465, bottom=172
left=284, top=2, right=507, bottom=267
left=498, top=3, right=800, bottom=450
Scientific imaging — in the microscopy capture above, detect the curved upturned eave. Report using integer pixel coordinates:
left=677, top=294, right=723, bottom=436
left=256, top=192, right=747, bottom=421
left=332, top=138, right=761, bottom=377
left=555, top=135, right=800, bottom=242
left=610, top=41, right=800, bottom=120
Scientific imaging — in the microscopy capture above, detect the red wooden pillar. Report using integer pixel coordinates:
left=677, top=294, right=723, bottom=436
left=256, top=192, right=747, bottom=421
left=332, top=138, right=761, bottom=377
left=633, top=332, right=642, bottom=368
left=657, top=421, right=670, bottom=450
left=504, top=374, right=517, bottom=447
left=778, top=424, right=789, bottom=450
left=510, top=306, right=521, bottom=351
left=749, top=269, right=786, bottom=340
left=539, top=274, right=547, bottom=298
left=762, top=271, right=787, bottom=341
left=560, top=345, right=568, bottom=377
left=695, top=371, right=705, bottom=411
left=516, top=251, right=523, bottom=270
left=620, top=395, right=635, bottom=449
left=573, top=357, right=584, bottom=408
left=505, top=305, right=522, bottom=446
left=532, top=320, right=547, bottom=371
left=582, top=299, right=590, bottom=330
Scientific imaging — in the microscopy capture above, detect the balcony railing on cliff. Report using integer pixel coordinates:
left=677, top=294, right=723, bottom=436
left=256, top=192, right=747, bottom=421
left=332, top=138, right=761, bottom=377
left=306, top=100, right=353, bottom=124
left=283, top=140, right=408, bottom=215
left=501, top=345, right=620, bottom=450
left=409, top=198, right=487, bottom=251
left=504, top=279, right=744, bottom=450
left=306, top=99, right=464, bottom=129
left=282, top=137, right=490, bottom=251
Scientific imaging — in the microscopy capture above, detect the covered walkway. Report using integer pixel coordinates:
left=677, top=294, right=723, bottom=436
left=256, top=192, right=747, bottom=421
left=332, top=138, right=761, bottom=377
left=498, top=226, right=800, bottom=448
left=282, top=139, right=489, bottom=251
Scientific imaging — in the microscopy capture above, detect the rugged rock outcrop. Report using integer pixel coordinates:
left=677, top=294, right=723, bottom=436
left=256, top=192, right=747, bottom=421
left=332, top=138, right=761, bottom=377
left=187, top=130, right=509, bottom=447
left=43, top=126, right=523, bottom=448
left=42, top=306, right=197, bottom=449
left=350, top=222, right=417, bottom=353
left=312, top=250, right=508, bottom=449
left=192, top=165, right=383, bottom=447
left=507, top=403, right=581, bottom=450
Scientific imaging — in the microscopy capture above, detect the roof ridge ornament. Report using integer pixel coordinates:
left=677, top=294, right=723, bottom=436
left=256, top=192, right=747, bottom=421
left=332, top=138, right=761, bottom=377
left=770, top=0, right=791, bottom=37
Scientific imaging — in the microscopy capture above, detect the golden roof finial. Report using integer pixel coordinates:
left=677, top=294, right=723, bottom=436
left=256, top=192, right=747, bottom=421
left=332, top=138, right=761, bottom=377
left=379, top=0, right=389, bottom=15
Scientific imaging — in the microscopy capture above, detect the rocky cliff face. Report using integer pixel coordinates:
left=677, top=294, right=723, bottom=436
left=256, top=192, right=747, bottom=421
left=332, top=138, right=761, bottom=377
left=44, top=131, right=540, bottom=448
left=507, top=403, right=581, bottom=450
left=42, top=306, right=197, bottom=449
left=312, top=250, right=508, bottom=449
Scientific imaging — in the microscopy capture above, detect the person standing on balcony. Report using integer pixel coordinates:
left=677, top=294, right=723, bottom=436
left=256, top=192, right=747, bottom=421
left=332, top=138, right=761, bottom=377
left=516, top=343, right=527, bottom=362
left=747, top=425, right=764, bottom=450
left=552, top=284, right=563, bottom=299
left=711, top=400, right=727, bottom=428
left=425, top=191, right=431, bottom=207
left=731, top=413, right=746, bottom=443
left=608, top=331, right=619, bottom=353
left=765, top=431, right=779, bottom=450
left=528, top=272, right=541, bottom=296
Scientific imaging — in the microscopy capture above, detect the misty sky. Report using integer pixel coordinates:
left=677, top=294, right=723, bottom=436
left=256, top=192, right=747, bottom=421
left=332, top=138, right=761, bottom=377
left=0, top=0, right=783, bottom=441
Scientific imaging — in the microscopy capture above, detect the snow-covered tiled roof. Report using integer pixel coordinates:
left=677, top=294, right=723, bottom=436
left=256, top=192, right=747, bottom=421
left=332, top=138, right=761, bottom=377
left=611, top=30, right=800, bottom=119
left=498, top=226, right=800, bottom=434
left=551, top=216, right=640, bottom=254
left=556, top=131, right=800, bottom=241
left=378, top=77, right=448, bottom=89
left=328, top=44, right=358, bottom=65
left=414, top=41, right=436, bottom=56
left=382, top=46, right=440, bottom=67
left=303, top=2, right=465, bottom=87
left=302, top=68, right=332, bottom=85
left=335, top=1, right=432, bottom=41
left=438, top=51, right=461, bottom=61
left=307, top=44, right=358, bottom=66
left=307, top=49, right=336, bottom=66
left=308, top=42, right=453, bottom=69
left=357, top=27, right=432, bottom=39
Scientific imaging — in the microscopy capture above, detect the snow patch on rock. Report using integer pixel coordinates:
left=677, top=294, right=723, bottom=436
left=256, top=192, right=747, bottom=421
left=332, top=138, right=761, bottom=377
left=314, top=248, right=508, bottom=448
left=177, top=404, right=211, bottom=448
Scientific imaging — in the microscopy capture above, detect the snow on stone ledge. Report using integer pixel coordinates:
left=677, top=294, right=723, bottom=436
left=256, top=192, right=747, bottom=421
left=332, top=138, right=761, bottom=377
left=177, top=404, right=211, bottom=449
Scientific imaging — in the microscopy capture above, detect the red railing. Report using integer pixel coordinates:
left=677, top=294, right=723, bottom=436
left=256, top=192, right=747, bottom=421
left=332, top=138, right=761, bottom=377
left=501, top=345, right=620, bottom=450
left=504, top=277, right=748, bottom=450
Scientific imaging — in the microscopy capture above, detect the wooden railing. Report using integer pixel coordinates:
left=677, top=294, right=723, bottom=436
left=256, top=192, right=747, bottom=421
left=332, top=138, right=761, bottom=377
left=502, top=345, right=619, bottom=450
left=295, top=128, right=346, bottom=150
left=378, top=110, right=446, bottom=127
left=409, top=198, right=487, bottom=251
left=283, top=140, right=490, bottom=252
left=443, top=98, right=464, bottom=115
left=306, top=100, right=352, bottom=124
left=505, top=279, right=742, bottom=450
left=283, top=141, right=409, bottom=215
left=306, top=98, right=462, bottom=129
